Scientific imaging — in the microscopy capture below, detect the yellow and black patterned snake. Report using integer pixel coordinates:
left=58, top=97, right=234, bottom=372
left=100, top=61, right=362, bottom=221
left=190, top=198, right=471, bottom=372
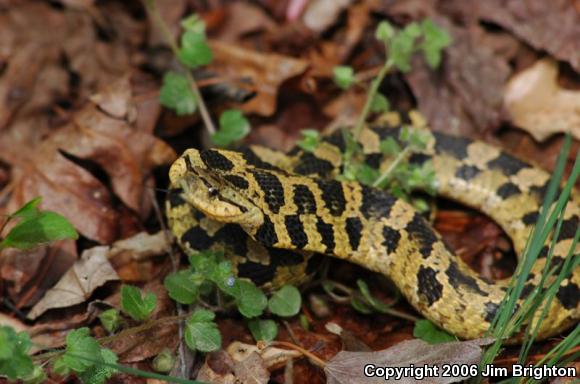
left=166, top=113, right=579, bottom=340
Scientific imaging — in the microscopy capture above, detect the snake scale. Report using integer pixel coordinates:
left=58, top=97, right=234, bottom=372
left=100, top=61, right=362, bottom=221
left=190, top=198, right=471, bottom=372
left=166, top=112, right=579, bottom=340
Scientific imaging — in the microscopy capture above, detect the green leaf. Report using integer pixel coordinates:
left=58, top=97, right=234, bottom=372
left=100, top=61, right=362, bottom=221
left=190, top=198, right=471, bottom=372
left=178, top=30, right=213, bottom=69
left=10, top=197, right=42, bottom=220
left=420, top=20, right=451, bottom=69
left=59, top=328, right=102, bottom=373
left=21, top=365, right=46, bottom=384
left=268, top=285, right=302, bottom=317
left=0, top=326, right=34, bottom=380
left=389, top=23, right=420, bottom=73
left=152, top=349, right=175, bottom=373
left=413, top=320, right=455, bottom=344
left=379, top=137, right=401, bottom=156
left=185, top=310, right=222, bottom=352
left=350, top=296, right=373, bottom=314
left=164, top=270, right=199, bottom=304
left=0, top=211, right=78, bottom=250
left=375, top=21, right=395, bottom=43
left=355, top=163, right=380, bottom=186
left=356, top=279, right=392, bottom=313
left=210, top=261, right=236, bottom=294
left=333, top=66, right=355, bottom=90
left=120, top=285, right=157, bottom=322
left=181, top=14, right=206, bottom=35
left=188, top=250, right=221, bottom=272
left=370, top=93, right=390, bottom=113
left=190, top=308, right=216, bottom=323
left=212, top=109, right=251, bottom=147
left=233, top=280, right=267, bottom=318
left=296, top=129, right=320, bottom=153
left=78, top=348, right=118, bottom=384
left=407, top=128, right=433, bottom=150
left=248, top=319, right=278, bottom=342
left=98, top=309, right=121, bottom=333
left=159, top=72, right=197, bottom=115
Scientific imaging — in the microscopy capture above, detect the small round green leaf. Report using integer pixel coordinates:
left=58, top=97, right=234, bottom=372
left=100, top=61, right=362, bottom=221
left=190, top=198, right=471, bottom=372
left=212, top=109, right=251, bottom=147
left=375, top=21, right=395, bottom=43
left=185, top=310, right=221, bottom=352
left=120, top=285, right=157, bottom=322
left=233, top=280, right=267, bottom=318
left=248, top=319, right=278, bottom=342
left=268, top=285, right=301, bottom=317
left=178, top=31, right=213, bottom=69
left=164, top=270, right=199, bottom=304
left=159, top=72, right=197, bottom=116
left=333, top=66, right=355, bottom=90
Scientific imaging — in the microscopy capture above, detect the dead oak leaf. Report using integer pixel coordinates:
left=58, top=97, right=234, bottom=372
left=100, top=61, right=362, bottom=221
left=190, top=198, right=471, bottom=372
left=27, top=245, right=119, bottom=320
left=325, top=338, right=492, bottom=384
left=405, top=17, right=510, bottom=136
left=209, top=40, right=309, bottom=116
left=504, top=58, right=580, bottom=142
left=198, top=349, right=270, bottom=384
left=1, top=91, right=175, bottom=243
left=477, top=0, right=580, bottom=72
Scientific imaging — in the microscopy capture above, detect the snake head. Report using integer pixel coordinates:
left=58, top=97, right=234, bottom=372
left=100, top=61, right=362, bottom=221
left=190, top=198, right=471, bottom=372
left=169, top=151, right=264, bottom=229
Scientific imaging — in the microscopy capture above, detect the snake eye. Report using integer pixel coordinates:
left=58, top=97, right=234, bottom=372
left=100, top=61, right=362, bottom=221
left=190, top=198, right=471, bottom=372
left=208, top=187, right=219, bottom=197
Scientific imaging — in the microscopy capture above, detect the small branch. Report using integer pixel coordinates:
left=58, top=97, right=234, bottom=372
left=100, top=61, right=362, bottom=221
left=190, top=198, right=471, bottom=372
left=372, top=146, right=411, bottom=188
left=142, top=0, right=216, bottom=135
left=351, top=59, right=393, bottom=141
left=270, top=341, right=327, bottom=369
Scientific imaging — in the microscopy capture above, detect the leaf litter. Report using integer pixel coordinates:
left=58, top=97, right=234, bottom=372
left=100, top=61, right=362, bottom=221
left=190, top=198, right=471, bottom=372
left=0, top=0, right=578, bottom=382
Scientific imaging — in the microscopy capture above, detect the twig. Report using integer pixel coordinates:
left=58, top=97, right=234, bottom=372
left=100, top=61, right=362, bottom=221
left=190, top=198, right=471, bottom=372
left=270, top=341, right=327, bottom=369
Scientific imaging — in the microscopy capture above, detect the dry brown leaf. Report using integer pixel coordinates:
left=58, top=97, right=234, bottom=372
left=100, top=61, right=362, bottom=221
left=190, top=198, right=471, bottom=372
left=405, top=17, right=510, bottom=137
left=218, top=2, right=277, bottom=42
left=209, top=40, right=309, bottom=116
left=108, top=230, right=171, bottom=282
left=325, top=338, right=492, bottom=384
left=504, top=59, right=580, bottom=142
left=0, top=240, right=77, bottom=308
left=105, top=281, right=178, bottom=362
left=476, top=0, right=580, bottom=72
left=303, top=0, right=354, bottom=32
left=198, top=348, right=270, bottom=384
left=226, top=341, right=302, bottom=371
left=28, top=245, right=119, bottom=319
left=89, top=75, right=134, bottom=119
left=0, top=92, right=175, bottom=243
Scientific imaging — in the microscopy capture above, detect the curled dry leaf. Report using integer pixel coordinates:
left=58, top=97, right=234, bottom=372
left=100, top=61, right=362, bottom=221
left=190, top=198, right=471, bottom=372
left=0, top=240, right=77, bottom=308
left=27, top=246, right=119, bottom=320
left=504, top=58, right=580, bottom=142
left=197, top=348, right=270, bottom=384
left=325, top=338, right=493, bottom=384
left=209, top=40, right=309, bottom=116
left=107, top=230, right=172, bottom=282
left=226, top=341, right=302, bottom=371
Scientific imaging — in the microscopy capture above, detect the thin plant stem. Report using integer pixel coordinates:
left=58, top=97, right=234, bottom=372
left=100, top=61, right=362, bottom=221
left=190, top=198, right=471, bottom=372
left=270, top=341, right=327, bottom=368
left=372, top=146, right=411, bottom=187
left=352, top=59, right=393, bottom=141
left=142, top=0, right=216, bottom=135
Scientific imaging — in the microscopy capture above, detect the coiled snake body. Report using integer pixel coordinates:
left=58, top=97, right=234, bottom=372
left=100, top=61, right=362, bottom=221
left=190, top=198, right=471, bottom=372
left=167, top=113, right=579, bottom=340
